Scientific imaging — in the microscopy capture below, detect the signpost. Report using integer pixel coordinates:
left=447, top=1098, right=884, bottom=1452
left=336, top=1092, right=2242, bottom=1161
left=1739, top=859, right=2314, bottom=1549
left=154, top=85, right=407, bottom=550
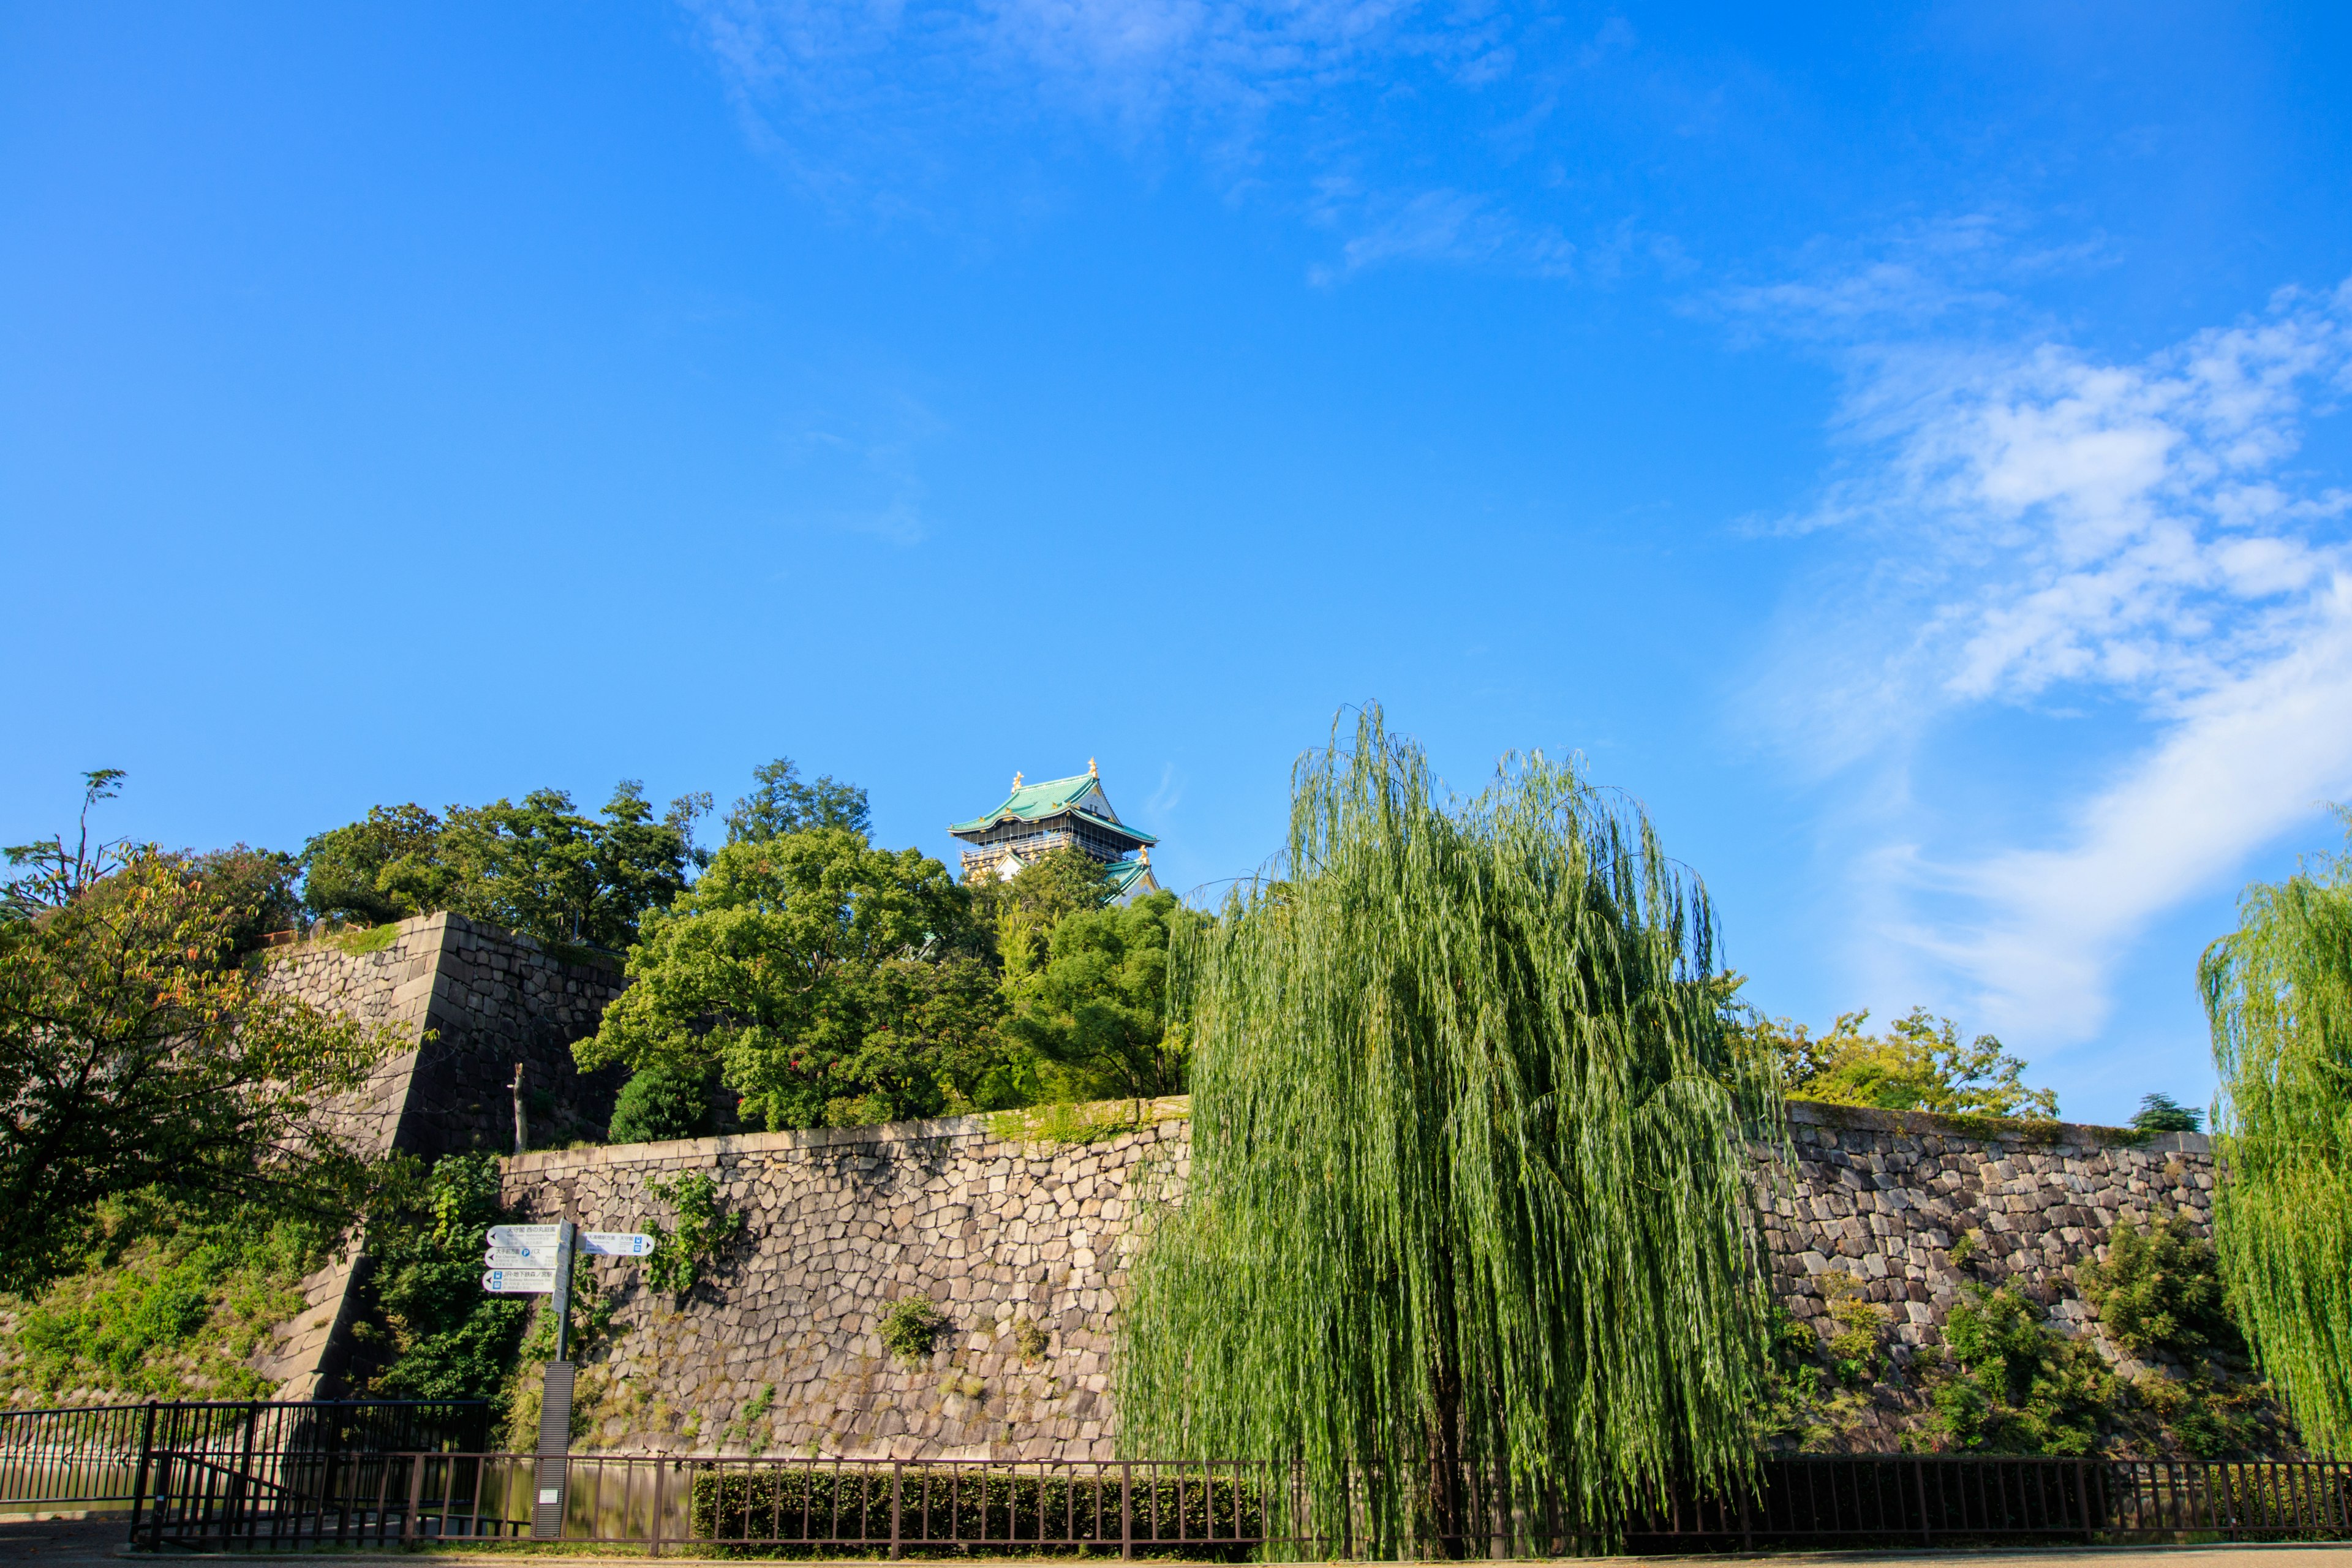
left=480, top=1216, right=656, bottom=1537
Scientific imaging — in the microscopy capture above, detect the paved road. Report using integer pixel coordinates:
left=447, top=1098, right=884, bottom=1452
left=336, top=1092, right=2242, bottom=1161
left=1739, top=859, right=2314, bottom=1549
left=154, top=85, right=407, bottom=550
left=2, top=1521, right=2347, bottom=1566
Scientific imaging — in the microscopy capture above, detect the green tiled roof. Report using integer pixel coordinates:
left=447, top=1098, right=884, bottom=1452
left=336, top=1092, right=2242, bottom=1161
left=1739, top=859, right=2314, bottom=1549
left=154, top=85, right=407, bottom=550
left=1104, top=858, right=1156, bottom=897
left=949, top=772, right=1159, bottom=845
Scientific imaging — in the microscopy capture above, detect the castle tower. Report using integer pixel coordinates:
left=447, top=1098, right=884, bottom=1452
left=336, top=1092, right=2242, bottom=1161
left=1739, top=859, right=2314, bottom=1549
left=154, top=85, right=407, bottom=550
left=948, top=758, right=1161, bottom=901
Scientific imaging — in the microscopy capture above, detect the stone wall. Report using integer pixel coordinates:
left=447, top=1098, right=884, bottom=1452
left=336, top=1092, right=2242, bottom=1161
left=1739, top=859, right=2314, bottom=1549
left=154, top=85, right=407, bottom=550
left=258, top=910, right=630, bottom=1158
left=500, top=1102, right=1191, bottom=1460
left=252, top=911, right=629, bottom=1396
left=1760, top=1101, right=2217, bottom=1448
left=496, top=1098, right=2217, bottom=1460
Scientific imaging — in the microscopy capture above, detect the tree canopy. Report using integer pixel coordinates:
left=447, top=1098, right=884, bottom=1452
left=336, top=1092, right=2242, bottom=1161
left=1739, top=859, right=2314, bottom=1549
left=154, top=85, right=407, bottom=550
left=1005, top=889, right=1197, bottom=1101
left=577, top=829, right=1009, bottom=1129
left=1118, top=710, right=1781, bottom=1552
left=301, top=783, right=707, bottom=949
left=2202, top=816, right=2352, bottom=1453
left=0, top=851, right=391, bottom=1294
left=1738, top=1001, right=2057, bottom=1121
left=724, top=756, right=870, bottom=843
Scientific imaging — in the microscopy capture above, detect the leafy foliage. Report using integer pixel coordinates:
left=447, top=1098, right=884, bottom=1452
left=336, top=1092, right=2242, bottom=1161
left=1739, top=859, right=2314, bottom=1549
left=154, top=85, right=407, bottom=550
left=2, top=770, right=129, bottom=921
left=358, top=1155, right=532, bottom=1408
left=1118, top=709, right=1782, bottom=1551
left=645, top=1171, right=744, bottom=1298
left=878, top=1295, right=946, bottom=1364
left=608, top=1057, right=717, bottom=1145
left=1740, top=1001, right=2058, bottom=1121
left=0, top=852, right=390, bottom=1294
left=1004, top=891, right=1199, bottom=1101
left=2080, top=1213, right=2237, bottom=1359
left=2202, top=815, right=2352, bottom=1454
left=725, top=757, right=870, bottom=843
left=0, top=1197, right=336, bottom=1400
left=1924, top=1286, right=2113, bottom=1453
left=301, top=783, right=707, bottom=948
left=578, top=830, right=1012, bottom=1130
left=2132, top=1093, right=2204, bottom=1134
left=971, top=846, right=1115, bottom=986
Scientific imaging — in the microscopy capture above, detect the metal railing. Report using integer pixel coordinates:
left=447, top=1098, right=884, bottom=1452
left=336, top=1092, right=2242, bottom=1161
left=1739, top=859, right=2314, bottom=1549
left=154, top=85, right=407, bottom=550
left=0, top=1399, right=485, bottom=1519
left=1622, top=1455, right=2352, bottom=1551
left=121, top=1444, right=2352, bottom=1555
left=0, top=1404, right=153, bottom=1509
left=137, top=1452, right=1300, bottom=1555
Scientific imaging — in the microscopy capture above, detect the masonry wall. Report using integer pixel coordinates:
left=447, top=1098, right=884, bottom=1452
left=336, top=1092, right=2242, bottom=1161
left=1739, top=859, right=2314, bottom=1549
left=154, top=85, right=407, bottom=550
left=252, top=911, right=630, bottom=1397
left=497, top=1098, right=2217, bottom=1460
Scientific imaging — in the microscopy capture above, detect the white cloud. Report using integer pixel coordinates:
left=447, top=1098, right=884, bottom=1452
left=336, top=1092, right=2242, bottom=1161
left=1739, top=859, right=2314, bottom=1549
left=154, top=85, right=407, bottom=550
left=677, top=0, right=1682, bottom=282
left=1757, top=277, right=2352, bottom=1046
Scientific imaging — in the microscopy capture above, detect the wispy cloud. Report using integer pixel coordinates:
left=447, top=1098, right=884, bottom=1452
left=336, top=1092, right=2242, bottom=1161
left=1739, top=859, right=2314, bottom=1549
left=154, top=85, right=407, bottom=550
left=1750, top=270, right=2352, bottom=1044
left=677, top=0, right=1686, bottom=282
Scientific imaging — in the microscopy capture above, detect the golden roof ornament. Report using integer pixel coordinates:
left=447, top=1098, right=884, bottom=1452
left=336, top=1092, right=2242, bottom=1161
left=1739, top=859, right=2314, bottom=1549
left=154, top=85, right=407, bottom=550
left=1012, top=771, right=1023, bottom=790
left=1088, top=756, right=1098, bottom=778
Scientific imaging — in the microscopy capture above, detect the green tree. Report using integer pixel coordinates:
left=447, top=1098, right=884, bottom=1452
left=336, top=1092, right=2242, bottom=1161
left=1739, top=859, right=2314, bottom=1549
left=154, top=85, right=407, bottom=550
left=725, top=757, right=870, bottom=843
left=303, top=783, right=705, bottom=948
left=3, top=769, right=128, bottom=921
left=577, top=830, right=1008, bottom=1130
left=0, top=853, right=391, bottom=1294
left=2132, top=1092, right=2204, bottom=1134
left=969, top=845, right=1115, bottom=993
left=1006, top=889, right=1197, bottom=1099
left=301, top=804, right=447, bottom=925
left=2201, top=812, right=2352, bottom=1452
left=1741, top=1003, right=2057, bottom=1120
left=1118, top=710, right=1781, bottom=1553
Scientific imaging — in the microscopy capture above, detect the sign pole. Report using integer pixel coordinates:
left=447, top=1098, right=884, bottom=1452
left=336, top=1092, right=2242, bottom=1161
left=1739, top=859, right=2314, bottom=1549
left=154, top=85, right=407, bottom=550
left=532, top=1219, right=578, bottom=1541
left=551, top=1218, right=576, bottom=1364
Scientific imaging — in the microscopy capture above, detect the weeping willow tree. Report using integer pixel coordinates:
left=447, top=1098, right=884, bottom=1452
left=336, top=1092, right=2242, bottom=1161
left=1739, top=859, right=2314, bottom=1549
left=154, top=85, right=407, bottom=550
left=1116, top=710, right=1781, bottom=1556
left=2203, top=817, right=2352, bottom=1455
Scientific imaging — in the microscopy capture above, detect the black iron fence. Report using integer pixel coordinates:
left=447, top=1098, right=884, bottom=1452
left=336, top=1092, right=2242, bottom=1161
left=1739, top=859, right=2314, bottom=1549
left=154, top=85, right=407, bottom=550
left=0, top=1404, right=153, bottom=1509
left=1621, top=1455, right=2352, bottom=1551
left=126, top=1446, right=2352, bottom=1555
left=134, top=1452, right=1298, bottom=1555
left=0, top=1399, right=485, bottom=1518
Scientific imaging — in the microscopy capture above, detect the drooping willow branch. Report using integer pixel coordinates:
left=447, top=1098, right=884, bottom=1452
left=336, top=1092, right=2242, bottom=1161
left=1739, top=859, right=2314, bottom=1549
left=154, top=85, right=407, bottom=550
left=1115, top=708, right=1781, bottom=1554
left=2204, top=820, right=2352, bottom=1455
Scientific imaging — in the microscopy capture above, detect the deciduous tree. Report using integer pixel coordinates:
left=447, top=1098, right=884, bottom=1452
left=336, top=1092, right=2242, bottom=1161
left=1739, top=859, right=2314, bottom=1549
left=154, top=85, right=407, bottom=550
left=0, top=853, right=391, bottom=1293
left=577, top=829, right=1008, bottom=1129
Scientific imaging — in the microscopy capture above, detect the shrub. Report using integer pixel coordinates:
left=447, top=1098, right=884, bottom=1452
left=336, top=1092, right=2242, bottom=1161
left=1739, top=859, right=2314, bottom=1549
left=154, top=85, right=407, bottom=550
left=879, top=1295, right=946, bottom=1364
left=608, top=1059, right=715, bottom=1145
left=1924, top=1286, right=2112, bottom=1454
left=2080, top=1212, right=2236, bottom=1359
left=361, top=1153, right=532, bottom=1410
left=690, top=1466, right=1263, bottom=1554
left=646, top=1172, right=744, bottom=1298
left=1820, top=1273, right=1888, bottom=1384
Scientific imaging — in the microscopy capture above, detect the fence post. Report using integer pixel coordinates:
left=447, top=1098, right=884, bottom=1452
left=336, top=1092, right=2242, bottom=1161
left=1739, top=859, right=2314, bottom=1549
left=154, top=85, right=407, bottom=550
left=225, top=1400, right=260, bottom=1545
left=2076, top=1459, right=2095, bottom=1545
left=404, top=1452, right=427, bottom=1542
left=129, top=1402, right=159, bottom=1549
left=1121, top=1461, right=1133, bottom=1561
left=891, top=1461, right=903, bottom=1561
left=1914, top=1457, right=1931, bottom=1548
left=650, top=1459, right=667, bottom=1557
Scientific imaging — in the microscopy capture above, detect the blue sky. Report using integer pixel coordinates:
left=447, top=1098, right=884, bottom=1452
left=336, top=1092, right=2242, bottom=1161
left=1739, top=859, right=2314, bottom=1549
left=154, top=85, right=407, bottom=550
left=6, top=2, right=2351, bottom=1123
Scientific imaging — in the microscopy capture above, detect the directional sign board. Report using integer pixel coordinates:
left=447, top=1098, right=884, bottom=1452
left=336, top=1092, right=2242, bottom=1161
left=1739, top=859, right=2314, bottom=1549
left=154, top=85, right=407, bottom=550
left=483, top=1267, right=559, bottom=1294
left=580, top=1232, right=654, bottom=1257
left=488, top=1224, right=561, bottom=1254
